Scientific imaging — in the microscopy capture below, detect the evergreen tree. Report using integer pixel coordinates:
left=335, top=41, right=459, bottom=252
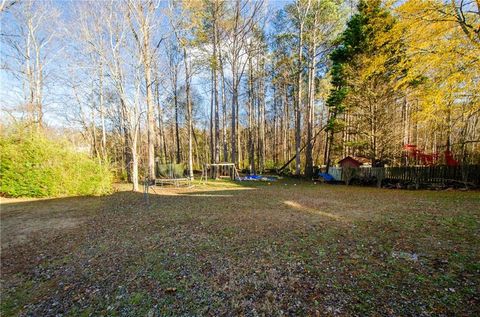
left=325, top=0, right=401, bottom=167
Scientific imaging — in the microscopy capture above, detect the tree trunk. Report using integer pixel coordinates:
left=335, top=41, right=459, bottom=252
left=131, top=136, right=139, bottom=191
left=213, top=8, right=220, bottom=168
left=183, top=47, right=194, bottom=180
left=258, top=56, right=266, bottom=173
left=155, top=75, right=167, bottom=164
left=295, top=22, right=304, bottom=175
left=325, top=111, right=335, bottom=171
left=219, top=37, right=228, bottom=162
left=210, top=68, right=215, bottom=163
left=231, top=63, right=238, bottom=165
left=144, top=55, right=155, bottom=180
left=173, top=67, right=181, bottom=164
left=305, top=34, right=316, bottom=179
left=248, top=53, right=255, bottom=174
left=99, top=64, right=107, bottom=161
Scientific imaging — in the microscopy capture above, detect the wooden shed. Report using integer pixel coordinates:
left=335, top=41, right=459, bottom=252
left=338, top=156, right=364, bottom=169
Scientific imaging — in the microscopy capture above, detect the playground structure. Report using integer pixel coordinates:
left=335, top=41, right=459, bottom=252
left=200, top=163, right=240, bottom=183
left=403, top=144, right=459, bottom=166
left=315, top=145, right=472, bottom=188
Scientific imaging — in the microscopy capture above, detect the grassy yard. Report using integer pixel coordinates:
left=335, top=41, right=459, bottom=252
left=1, top=180, right=479, bottom=316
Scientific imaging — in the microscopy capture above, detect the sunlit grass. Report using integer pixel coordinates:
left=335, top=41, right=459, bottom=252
left=1, top=181, right=479, bottom=316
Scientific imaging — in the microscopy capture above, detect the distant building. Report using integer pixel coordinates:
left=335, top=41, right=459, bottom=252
left=338, top=156, right=366, bottom=169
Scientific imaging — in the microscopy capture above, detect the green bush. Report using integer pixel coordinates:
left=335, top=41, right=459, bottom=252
left=0, top=129, right=112, bottom=197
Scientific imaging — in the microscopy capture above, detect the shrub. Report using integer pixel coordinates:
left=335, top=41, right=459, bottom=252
left=0, top=129, right=112, bottom=197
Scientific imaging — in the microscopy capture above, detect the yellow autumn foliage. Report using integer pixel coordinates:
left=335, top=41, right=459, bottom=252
left=393, top=0, right=479, bottom=149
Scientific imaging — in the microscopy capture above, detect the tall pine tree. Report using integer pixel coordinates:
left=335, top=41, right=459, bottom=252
left=325, top=0, right=403, bottom=167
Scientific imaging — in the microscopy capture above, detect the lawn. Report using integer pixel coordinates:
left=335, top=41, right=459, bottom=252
left=1, top=180, right=479, bottom=316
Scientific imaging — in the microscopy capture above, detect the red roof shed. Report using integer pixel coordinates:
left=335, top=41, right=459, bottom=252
left=338, top=156, right=363, bottom=168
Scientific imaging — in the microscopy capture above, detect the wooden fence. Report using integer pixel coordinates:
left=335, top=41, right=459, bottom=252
left=328, top=165, right=480, bottom=185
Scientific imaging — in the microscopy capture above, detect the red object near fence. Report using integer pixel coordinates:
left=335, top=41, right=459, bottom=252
left=404, top=144, right=418, bottom=159
left=444, top=150, right=459, bottom=166
left=403, top=144, right=458, bottom=166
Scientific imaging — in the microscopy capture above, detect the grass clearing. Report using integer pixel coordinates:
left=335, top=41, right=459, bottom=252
left=1, top=180, right=479, bottom=316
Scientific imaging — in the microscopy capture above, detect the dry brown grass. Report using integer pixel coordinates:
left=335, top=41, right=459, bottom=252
left=1, top=180, right=479, bottom=316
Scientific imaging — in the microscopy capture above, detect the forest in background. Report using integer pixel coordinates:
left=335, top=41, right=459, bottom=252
left=1, top=0, right=479, bottom=191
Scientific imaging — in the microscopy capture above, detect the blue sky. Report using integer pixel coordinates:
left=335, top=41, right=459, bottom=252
left=0, top=0, right=296, bottom=128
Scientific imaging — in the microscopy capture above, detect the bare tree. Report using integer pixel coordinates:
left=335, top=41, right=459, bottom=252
left=225, top=0, right=264, bottom=166
left=126, top=0, right=160, bottom=180
left=74, top=0, right=144, bottom=190
left=168, top=0, right=196, bottom=180
left=1, top=0, right=59, bottom=127
left=294, top=0, right=311, bottom=175
left=0, top=0, right=17, bottom=13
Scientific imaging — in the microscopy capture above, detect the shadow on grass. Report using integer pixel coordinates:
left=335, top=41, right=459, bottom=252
left=1, top=182, right=336, bottom=316
left=2, top=178, right=397, bottom=253
left=1, top=180, right=347, bottom=260
left=1, top=180, right=480, bottom=316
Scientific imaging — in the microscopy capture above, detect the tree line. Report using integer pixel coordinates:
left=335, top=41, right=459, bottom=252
left=1, top=0, right=479, bottom=190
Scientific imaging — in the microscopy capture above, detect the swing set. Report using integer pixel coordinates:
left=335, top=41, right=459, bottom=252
left=200, top=163, right=240, bottom=183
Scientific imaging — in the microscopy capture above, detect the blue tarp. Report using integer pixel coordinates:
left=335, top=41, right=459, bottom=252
left=318, top=173, right=335, bottom=182
left=238, top=175, right=278, bottom=181
left=245, top=175, right=262, bottom=180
